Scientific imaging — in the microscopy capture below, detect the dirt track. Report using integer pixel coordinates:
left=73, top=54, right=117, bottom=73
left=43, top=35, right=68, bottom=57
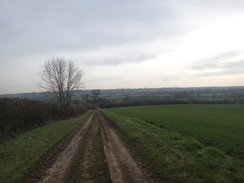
left=30, top=111, right=150, bottom=183
left=100, top=112, right=149, bottom=183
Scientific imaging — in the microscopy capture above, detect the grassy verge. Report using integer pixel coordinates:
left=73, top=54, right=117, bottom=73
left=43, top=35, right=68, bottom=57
left=0, top=111, right=92, bottom=183
left=107, top=105, right=244, bottom=158
left=102, top=110, right=244, bottom=183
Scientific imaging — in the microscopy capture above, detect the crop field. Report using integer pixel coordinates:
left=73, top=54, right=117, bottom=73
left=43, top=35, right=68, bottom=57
left=102, top=110, right=244, bottom=182
left=107, top=104, right=244, bottom=159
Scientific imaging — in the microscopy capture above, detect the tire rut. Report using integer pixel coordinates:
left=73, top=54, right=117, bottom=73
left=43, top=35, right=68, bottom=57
left=28, top=111, right=151, bottom=183
left=29, top=113, right=95, bottom=183
left=99, top=111, right=149, bottom=183
left=68, top=112, right=111, bottom=183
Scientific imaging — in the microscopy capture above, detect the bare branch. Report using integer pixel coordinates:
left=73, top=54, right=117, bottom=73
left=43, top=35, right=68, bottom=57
left=38, top=57, right=84, bottom=105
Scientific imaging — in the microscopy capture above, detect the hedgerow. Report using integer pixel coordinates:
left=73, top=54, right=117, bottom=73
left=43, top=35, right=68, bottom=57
left=0, top=98, right=87, bottom=141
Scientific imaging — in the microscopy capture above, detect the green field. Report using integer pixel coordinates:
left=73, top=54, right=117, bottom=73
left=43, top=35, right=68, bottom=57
left=103, top=110, right=244, bottom=182
left=107, top=105, right=244, bottom=159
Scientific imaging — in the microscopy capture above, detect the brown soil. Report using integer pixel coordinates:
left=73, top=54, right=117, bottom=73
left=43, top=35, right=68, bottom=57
left=28, top=111, right=151, bottom=183
left=67, top=113, right=111, bottom=183
left=29, top=113, right=94, bottom=183
left=99, top=111, right=150, bottom=183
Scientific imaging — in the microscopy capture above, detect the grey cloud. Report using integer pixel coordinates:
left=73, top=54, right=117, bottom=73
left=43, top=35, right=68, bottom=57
left=0, top=80, right=16, bottom=85
left=1, top=0, right=244, bottom=93
left=188, top=51, right=244, bottom=77
left=0, top=0, right=196, bottom=63
left=83, top=53, right=158, bottom=66
left=161, top=75, right=181, bottom=83
left=190, top=51, right=244, bottom=71
left=223, top=60, right=244, bottom=69
left=195, top=0, right=244, bottom=11
left=197, top=68, right=244, bottom=77
left=192, top=59, right=244, bottom=77
left=2, top=0, right=243, bottom=66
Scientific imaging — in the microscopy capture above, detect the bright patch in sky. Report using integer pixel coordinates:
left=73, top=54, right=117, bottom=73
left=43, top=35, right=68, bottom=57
left=0, top=0, right=244, bottom=94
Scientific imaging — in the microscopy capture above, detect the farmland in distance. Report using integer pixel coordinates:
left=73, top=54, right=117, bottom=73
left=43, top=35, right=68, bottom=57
left=107, top=104, right=244, bottom=159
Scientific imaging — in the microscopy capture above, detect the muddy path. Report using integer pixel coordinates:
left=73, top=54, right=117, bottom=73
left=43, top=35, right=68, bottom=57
left=68, top=113, right=111, bottom=183
left=99, top=112, right=150, bottom=183
left=29, top=111, right=151, bottom=183
left=30, top=113, right=95, bottom=183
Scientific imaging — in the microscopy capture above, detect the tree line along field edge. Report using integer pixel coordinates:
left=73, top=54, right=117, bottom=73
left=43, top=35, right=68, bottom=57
left=106, top=104, right=244, bottom=159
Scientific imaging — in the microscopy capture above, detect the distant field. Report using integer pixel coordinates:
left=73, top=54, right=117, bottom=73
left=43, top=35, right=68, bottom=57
left=108, top=105, right=244, bottom=158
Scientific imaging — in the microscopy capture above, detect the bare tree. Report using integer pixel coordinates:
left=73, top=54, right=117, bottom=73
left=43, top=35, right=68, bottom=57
left=82, top=93, right=91, bottom=104
left=38, top=57, right=84, bottom=105
left=91, top=89, right=101, bottom=105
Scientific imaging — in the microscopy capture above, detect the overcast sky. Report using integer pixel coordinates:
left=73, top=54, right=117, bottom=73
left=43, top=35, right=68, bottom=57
left=1, top=0, right=244, bottom=94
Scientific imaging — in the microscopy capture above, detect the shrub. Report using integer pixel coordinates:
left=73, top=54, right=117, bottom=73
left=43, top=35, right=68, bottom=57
left=175, top=138, right=203, bottom=151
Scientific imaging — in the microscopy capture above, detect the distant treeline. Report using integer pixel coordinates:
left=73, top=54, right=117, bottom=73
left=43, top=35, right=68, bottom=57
left=0, top=98, right=88, bottom=141
left=100, top=87, right=244, bottom=108
left=102, top=98, right=244, bottom=108
left=1, top=86, right=244, bottom=105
